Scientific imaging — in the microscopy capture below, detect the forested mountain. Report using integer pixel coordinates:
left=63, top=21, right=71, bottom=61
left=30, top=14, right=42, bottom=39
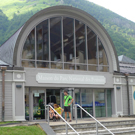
left=0, top=0, right=135, bottom=60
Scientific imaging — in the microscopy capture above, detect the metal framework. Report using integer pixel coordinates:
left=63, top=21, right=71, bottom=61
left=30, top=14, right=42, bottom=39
left=74, top=104, right=114, bottom=135
left=21, top=16, right=109, bottom=71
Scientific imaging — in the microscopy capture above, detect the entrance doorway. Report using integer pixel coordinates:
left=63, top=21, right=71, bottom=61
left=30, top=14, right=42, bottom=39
left=46, top=89, right=60, bottom=105
left=46, top=88, right=74, bottom=119
left=25, top=87, right=112, bottom=121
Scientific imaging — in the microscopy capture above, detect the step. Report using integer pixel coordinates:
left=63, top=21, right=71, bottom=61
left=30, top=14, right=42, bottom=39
left=53, top=124, right=135, bottom=133
left=51, top=120, right=135, bottom=131
left=51, top=120, right=135, bottom=130
left=56, top=126, right=135, bottom=135
left=50, top=120, right=135, bottom=134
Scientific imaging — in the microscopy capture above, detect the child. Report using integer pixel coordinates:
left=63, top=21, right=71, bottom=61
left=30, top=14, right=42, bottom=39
left=54, top=104, right=64, bottom=119
left=49, top=107, right=56, bottom=121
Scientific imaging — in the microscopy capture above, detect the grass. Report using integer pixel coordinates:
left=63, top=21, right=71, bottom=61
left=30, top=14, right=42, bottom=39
left=0, top=125, right=46, bottom=135
left=0, top=0, right=59, bottom=20
left=0, top=121, right=20, bottom=125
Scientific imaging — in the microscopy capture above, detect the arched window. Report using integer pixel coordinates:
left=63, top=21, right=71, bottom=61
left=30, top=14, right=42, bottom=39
left=22, top=17, right=109, bottom=72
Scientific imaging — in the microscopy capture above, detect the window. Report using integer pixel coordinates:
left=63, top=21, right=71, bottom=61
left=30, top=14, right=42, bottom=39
left=22, top=16, right=109, bottom=72
left=63, top=17, right=75, bottom=70
left=36, top=20, right=49, bottom=61
left=50, top=17, right=62, bottom=62
left=95, top=89, right=106, bottom=117
left=87, top=27, right=97, bottom=65
left=22, top=29, right=35, bottom=59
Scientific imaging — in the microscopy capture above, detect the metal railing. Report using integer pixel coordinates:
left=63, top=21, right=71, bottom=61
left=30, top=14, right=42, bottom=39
left=46, top=105, right=79, bottom=135
left=74, top=104, right=114, bottom=135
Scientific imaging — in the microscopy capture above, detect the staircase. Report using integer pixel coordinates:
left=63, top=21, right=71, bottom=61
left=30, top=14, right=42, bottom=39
left=50, top=119, right=135, bottom=135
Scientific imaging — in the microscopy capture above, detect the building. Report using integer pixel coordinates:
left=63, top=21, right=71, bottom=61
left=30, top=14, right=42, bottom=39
left=0, top=6, right=135, bottom=122
left=119, top=55, right=135, bottom=74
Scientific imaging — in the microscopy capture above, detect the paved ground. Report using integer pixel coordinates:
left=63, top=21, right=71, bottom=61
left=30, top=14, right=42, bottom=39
left=48, top=117, right=135, bottom=126
left=39, top=123, right=56, bottom=135
left=1, top=117, right=135, bottom=127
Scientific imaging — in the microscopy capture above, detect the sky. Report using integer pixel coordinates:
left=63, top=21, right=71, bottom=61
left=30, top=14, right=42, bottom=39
left=87, top=0, right=135, bottom=23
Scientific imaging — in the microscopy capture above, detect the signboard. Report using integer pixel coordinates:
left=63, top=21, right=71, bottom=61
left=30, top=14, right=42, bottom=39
left=36, top=73, right=106, bottom=85
left=34, top=93, right=39, bottom=97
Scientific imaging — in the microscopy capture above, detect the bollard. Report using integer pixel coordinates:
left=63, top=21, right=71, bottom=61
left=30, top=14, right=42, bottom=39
left=96, top=122, right=98, bottom=135
left=65, top=124, right=68, bottom=135
left=47, top=106, right=49, bottom=125
left=75, top=105, right=77, bottom=124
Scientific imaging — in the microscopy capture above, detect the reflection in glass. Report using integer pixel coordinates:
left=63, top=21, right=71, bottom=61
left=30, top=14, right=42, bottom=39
left=50, top=17, right=62, bottom=62
left=99, top=66, right=109, bottom=72
left=75, top=20, right=86, bottom=64
left=33, top=92, right=45, bottom=120
left=74, top=89, right=112, bottom=118
left=63, top=17, right=74, bottom=63
left=51, top=62, right=63, bottom=69
left=22, top=61, right=35, bottom=68
left=98, top=38, right=108, bottom=65
left=46, top=89, right=60, bottom=105
left=88, top=65, right=98, bottom=71
left=81, top=89, right=93, bottom=117
left=76, top=64, right=87, bottom=71
left=87, top=27, right=97, bottom=65
left=37, top=62, right=49, bottom=68
left=95, top=89, right=106, bottom=117
left=64, top=63, right=75, bottom=70
left=22, top=29, right=35, bottom=59
left=36, top=20, right=49, bottom=60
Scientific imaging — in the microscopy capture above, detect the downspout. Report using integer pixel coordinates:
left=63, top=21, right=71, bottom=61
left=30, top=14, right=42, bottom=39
left=125, top=73, right=130, bottom=116
left=1, top=66, right=7, bottom=121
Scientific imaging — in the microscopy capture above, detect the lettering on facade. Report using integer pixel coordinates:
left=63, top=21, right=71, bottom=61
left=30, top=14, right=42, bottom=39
left=36, top=73, right=106, bottom=85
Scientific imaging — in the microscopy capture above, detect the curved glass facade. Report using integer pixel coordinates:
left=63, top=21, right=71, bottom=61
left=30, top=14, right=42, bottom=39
left=22, top=17, right=109, bottom=72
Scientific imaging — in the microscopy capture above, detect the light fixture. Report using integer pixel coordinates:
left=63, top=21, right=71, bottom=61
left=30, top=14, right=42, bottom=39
left=64, top=39, right=68, bottom=42
left=116, top=87, right=120, bottom=90
left=78, top=36, right=84, bottom=39
left=16, top=85, right=22, bottom=88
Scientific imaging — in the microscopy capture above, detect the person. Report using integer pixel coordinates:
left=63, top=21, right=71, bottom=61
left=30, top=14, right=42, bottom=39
left=49, top=106, right=57, bottom=121
left=54, top=104, right=64, bottom=119
left=64, top=89, right=74, bottom=122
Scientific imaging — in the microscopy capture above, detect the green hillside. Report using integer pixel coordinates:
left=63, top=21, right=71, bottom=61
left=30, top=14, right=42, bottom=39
left=0, top=0, right=135, bottom=60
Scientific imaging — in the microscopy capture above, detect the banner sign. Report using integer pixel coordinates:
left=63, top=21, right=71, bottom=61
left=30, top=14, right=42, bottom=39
left=36, top=73, right=106, bottom=85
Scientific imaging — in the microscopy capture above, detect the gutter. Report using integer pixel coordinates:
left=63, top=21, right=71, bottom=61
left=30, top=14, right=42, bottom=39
left=1, top=66, right=7, bottom=121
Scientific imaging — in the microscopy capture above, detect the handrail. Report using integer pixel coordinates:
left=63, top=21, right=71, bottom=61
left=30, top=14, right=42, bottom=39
left=46, top=105, right=79, bottom=135
left=74, top=104, right=114, bottom=135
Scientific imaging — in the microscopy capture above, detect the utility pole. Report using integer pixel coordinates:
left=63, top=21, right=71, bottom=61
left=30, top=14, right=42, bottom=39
left=1, top=66, right=7, bottom=121
left=125, top=73, right=130, bottom=116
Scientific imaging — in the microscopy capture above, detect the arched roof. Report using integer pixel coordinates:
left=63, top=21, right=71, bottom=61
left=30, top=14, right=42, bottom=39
left=0, top=6, right=119, bottom=72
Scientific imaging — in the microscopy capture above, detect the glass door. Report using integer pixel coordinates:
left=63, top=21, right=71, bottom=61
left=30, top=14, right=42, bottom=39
left=81, top=89, right=93, bottom=118
left=95, top=89, right=106, bottom=117
left=33, top=90, right=45, bottom=120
